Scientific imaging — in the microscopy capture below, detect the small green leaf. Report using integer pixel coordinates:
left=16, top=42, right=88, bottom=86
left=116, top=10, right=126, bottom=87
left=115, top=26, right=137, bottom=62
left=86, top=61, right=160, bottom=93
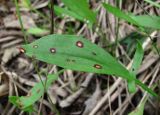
left=9, top=70, right=63, bottom=109
left=27, top=27, right=49, bottom=36
left=55, top=0, right=96, bottom=27
left=20, top=0, right=31, bottom=9
left=17, top=73, right=58, bottom=109
left=9, top=96, right=34, bottom=112
left=54, top=5, right=84, bottom=22
left=128, top=41, right=144, bottom=93
left=129, top=101, right=145, bottom=115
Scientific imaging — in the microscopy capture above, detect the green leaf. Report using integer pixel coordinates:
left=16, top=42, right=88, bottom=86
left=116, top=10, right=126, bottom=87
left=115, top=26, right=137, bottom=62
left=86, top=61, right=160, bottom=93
left=22, top=34, right=131, bottom=79
left=21, top=34, right=159, bottom=98
left=9, top=96, right=34, bottom=112
left=55, top=0, right=96, bottom=27
left=27, top=27, right=49, bottom=36
left=102, top=3, right=139, bottom=26
left=20, top=0, right=31, bottom=9
left=54, top=5, right=84, bottom=22
left=9, top=71, right=63, bottom=109
left=103, top=3, right=160, bottom=29
left=128, top=41, right=144, bottom=93
left=129, top=15, right=160, bottom=29
left=144, top=0, right=160, bottom=9
left=131, top=41, right=144, bottom=74
left=129, top=101, right=145, bottom=115
left=129, top=90, right=151, bottom=115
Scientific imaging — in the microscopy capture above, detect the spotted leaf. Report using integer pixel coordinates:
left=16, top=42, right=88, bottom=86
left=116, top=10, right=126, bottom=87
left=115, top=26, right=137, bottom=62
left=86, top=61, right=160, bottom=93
left=22, top=34, right=159, bottom=98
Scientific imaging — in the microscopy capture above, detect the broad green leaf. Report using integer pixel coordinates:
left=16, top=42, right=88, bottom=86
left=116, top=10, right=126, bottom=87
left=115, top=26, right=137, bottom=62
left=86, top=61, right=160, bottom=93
left=21, top=34, right=159, bottom=98
left=27, top=27, right=49, bottom=36
left=128, top=41, right=144, bottom=93
left=56, top=0, right=96, bottom=27
left=22, top=34, right=132, bottom=79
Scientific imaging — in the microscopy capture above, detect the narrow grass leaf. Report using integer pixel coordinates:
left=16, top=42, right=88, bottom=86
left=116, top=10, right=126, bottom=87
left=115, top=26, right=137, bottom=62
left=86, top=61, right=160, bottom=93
left=102, top=3, right=139, bottom=26
left=103, top=3, right=160, bottom=29
left=21, top=34, right=159, bottom=98
left=128, top=41, right=144, bottom=93
left=144, top=0, right=160, bottom=9
left=129, top=15, right=160, bottom=29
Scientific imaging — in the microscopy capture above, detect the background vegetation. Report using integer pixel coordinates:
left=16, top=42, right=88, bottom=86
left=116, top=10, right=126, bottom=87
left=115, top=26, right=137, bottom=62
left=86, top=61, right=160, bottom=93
left=0, top=0, right=160, bottom=115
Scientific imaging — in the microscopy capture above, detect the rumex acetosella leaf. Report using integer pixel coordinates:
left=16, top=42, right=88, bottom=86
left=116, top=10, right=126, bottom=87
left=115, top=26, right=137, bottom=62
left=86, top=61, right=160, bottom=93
left=21, top=34, right=159, bottom=98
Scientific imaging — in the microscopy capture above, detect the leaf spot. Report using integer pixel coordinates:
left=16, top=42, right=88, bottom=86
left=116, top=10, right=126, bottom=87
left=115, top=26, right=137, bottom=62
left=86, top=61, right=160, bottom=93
left=18, top=47, right=25, bottom=53
left=66, top=59, right=76, bottom=63
left=33, top=45, right=38, bottom=48
left=94, top=64, right=102, bottom=69
left=50, top=48, right=56, bottom=53
left=76, top=41, right=84, bottom=48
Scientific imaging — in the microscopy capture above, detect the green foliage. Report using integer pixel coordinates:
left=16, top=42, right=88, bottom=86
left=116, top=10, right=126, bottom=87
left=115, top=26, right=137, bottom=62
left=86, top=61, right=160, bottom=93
left=21, top=34, right=159, bottom=98
left=27, top=27, right=49, bottom=36
left=22, top=34, right=131, bottom=78
left=144, top=0, right=160, bottom=8
left=54, top=0, right=96, bottom=27
left=129, top=15, right=160, bottom=29
left=103, top=3, right=160, bottom=29
left=9, top=72, right=61, bottom=110
left=128, top=41, right=144, bottom=93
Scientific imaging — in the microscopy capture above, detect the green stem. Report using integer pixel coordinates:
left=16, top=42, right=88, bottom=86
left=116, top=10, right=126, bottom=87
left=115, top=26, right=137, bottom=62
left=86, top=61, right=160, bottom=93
left=14, top=0, right=28, bottom=44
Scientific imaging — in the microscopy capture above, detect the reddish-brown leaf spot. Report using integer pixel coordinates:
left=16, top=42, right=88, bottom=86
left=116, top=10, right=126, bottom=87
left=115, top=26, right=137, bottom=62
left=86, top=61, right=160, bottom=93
left=18, top=47, right=26, bottom=53
left=76, top=41, right=84, bottom=48
left=50, top=48, right=56, bottom=53
left=94, top=64, right=102, bottom=69
left=33, top=45, right=38, bottom=48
